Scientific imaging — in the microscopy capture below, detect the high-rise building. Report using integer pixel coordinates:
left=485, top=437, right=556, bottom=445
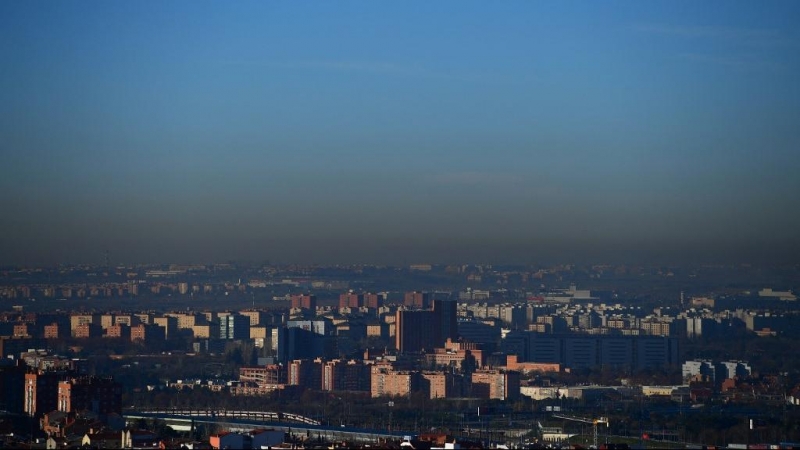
left=72, top=324, right=103, bottom=338
left=421, top=371, right=463, bottom=399
left=635, top=336, right=679, bottom=370
left=404, top=292, right=430, bottom=309
left=370, top=367, right=421, bottom=398
left=287, top=319, right=333, bottom=336
left=322, top=359, right=370, bottom=392
left=240, top=310, right=266, bottom=326
left=100, top=314, right=115, bottom=330
left=457, top=320, right=502, bottom=348
left=24, top=371, right=63, bottom=417
left=192, top=324, right=216, bottom=339
left=34, top=314, right=70, bottom=338
left=339, top=292, right=363, bottom=309
left=600, top=338, right=633, bottom=368
left=0, top=360, right=26, bottom=414
left=433, top=299, right=458, bottom=344
left=131, top=324, right=166, bottom=343
left=133, top=313, right=152, bottom=325
left=220, top=314, right=250, bottom=340
left=564, top=338, right=597, bottom=369
left=501, top=332, right=678, bottom=371
left=104, top=324, right=130, bottom=339
left=114, top=315, right=137, bottom=327
left=291, top=294, right=317, bottom=311
left=682, top=360, right=716, bottom=382
left=716, top=361, right=752, bottom=381
left=250, top=326, right=269, bottom=340
left=683, top=360, right=751, bottom=385
left=152, top=317, right=177, bottom=339
left=288, top=359, right=322, bottom=390
left=13, top=323, right=31, bottom=338
left=395, top=310, right=438, bottom=353
left=69, top=314, right=97, bottom=333
left=166, top=312, right=202, bottom=330
left=498, top=305, right=528, bottom=329
left=273, top=319, right=336, bottom=362
left=364, top=293, right=384, bottom=309
left=366, top=323, right=388, bottom=339
left=57, top=376, right=122, bottom=415
left=685, top=317, right=717, bottom=339
left=395, top=300, right=460, bottom=354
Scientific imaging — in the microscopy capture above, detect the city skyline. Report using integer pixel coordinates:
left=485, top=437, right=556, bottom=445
left=1, top=1, right=799, bottom=266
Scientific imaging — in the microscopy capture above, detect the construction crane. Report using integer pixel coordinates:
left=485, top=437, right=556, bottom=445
left=553, top=413, right=609, bottom=448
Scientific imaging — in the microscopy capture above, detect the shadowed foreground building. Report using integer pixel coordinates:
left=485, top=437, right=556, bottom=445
left=0, top=360, right=26, bottom=414
left=57, top=376, right=122, bottom=415
left=0, top=336, right=48, bottom=358
left=501, top=332, right=679, bottom=371
left=395, top=310, right=438, bottom=353
left=322, top=359, right=370, bottom=392
left=220, top=314, right=251, bottom=340
left=25, top=370, right=63, bottom=417
left=131, top=323, right=166, bottom=343
left=395, top=299, right=458, bottom=353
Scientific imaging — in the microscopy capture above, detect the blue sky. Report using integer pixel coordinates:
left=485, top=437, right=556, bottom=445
left=1, top=1, right=799, bottom=265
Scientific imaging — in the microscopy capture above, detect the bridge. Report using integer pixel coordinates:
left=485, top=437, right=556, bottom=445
left=123, top=409, right=410, bottom=444
left=126, top=408, right=321, bottom=425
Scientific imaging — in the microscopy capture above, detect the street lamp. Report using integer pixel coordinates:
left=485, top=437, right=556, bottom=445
left=388, top=401, right=394, bottom=433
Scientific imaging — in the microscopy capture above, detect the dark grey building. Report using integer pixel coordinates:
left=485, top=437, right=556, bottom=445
left=219, top=314, right=250, bottom=340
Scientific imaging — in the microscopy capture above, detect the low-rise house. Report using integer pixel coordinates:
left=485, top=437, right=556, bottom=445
left=249, top=429, right=284, bottom=449
left=82, top=430, right=122, bottom=448
left=122, top=429, right=160, bottom=448
left=209, top=431, right=248, bottom=449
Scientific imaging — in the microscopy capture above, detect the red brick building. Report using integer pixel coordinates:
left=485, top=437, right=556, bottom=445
left=370, top=367, right=421, bottom=398
left=291, top=294, right=317, bottom=311
left=73, top=324, right=102, bottom=338
left=13, top=323, right=31, bottom=338
left=43, top=323, right=62, bottom=339
left=403, top=292, right=430, bottom=309
left=364, top=293, right=383, bottom=309
left=339, top=292, right=363, bottom=309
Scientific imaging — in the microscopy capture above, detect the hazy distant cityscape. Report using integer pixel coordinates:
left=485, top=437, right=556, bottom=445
left=1, top=261, right=799, bottom=448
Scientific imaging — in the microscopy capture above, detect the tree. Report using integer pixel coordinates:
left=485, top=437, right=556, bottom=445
left=226, top=347, right=244, bottom=365
left=249, top=346, right=259, bottom=365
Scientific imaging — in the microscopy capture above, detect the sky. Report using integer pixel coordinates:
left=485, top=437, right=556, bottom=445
left=1, top=1, right=799, bottom=266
